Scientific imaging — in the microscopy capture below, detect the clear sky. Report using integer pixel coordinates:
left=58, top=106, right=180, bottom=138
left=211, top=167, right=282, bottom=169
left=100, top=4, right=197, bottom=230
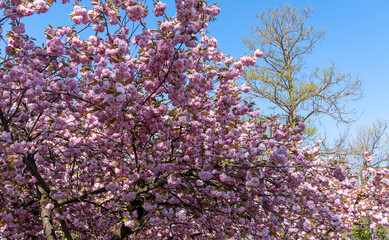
left=207, top=1, right=389, bottom=141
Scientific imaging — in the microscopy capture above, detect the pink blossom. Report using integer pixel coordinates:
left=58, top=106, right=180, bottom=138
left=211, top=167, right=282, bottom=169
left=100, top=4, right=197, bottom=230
left=306, top=200, right=315, bottom=210
left=124, top=220, right=136, bottom=228
left=198, top=170, right=212, bottom=181
left=46, top=36, right=65, bottom=56
left=254, top=49, right=263, bottom=58
left=332, top=166, right=347, bottom=182
left=105, top=182, right=117, bottom=192
left=240, top=56, right=257, bottom=66
left=52, top=117, right=67, bottom=130
left=127, top=5, right=147, bottom=21
left=241, top=83, right=250, bottom=93
left=246, top=177, right=260, bottom=187
left=219, top=173, right=234, bottom=184
left=123, top=192, right=136, bottom=201
left=33, top=0, right=49, bottom=14
left=303, top=219, right=312, bottom=232
left=11, top=23, right=25, bottom=34
left=176, top=209, right=188, bottom=221
left=153, top=1, right=167, bottom=17
left=233, top=61, right=243, bottom=69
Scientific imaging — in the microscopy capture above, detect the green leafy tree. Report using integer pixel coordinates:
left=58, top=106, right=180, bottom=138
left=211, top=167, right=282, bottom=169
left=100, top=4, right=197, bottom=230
left=350, top=218, right=389, bottom=240
left=243, top=4, right=362, bottom=132
left=351, top=218, right=372, bottom=240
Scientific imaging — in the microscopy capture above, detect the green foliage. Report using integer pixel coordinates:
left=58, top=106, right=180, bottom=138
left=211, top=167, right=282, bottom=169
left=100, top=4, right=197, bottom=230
left=376, top=225, right=389, bottom=240
left=351, top=225, right=371, bottom=240
left=349, top=218, right=389, bottom=240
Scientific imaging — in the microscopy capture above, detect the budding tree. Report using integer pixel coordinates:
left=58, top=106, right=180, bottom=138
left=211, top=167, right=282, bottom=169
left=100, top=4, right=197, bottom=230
left=243, top=4, right=362, bottom=128
left=0, top=0, right=387, bottom=240
left=348, top=119, right=389, bottom=183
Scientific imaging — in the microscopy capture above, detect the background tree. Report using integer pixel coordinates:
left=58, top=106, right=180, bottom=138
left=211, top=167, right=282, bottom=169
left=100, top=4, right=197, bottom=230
left=242, top=4, right=362, bottom=131
left=348, top=119, right=389, bottom=183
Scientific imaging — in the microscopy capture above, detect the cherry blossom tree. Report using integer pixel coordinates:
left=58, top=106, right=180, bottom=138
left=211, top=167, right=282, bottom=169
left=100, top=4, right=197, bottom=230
left=0, top=0, right=387, bottom=239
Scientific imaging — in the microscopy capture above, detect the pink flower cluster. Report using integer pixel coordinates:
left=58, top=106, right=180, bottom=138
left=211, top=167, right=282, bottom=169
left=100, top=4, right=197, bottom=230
left=72, top=6, right=89, bottom=25
left=126, top=4, right=147, bottom=21
left=33, top=0, right=49, bottom=14
left=175, top=0, right=196, bottom=26
left=46, top=36, right=65, bottom=56
left=153, top=1, right=166, bottom=17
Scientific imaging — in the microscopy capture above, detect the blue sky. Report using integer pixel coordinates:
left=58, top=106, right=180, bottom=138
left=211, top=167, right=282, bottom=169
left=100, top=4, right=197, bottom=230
left=207, top=1, right=389, bottom=141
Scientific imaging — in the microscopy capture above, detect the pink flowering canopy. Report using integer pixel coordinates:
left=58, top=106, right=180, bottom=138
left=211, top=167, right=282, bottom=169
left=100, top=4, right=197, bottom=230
left=0, top=0, right=388, bottom=239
